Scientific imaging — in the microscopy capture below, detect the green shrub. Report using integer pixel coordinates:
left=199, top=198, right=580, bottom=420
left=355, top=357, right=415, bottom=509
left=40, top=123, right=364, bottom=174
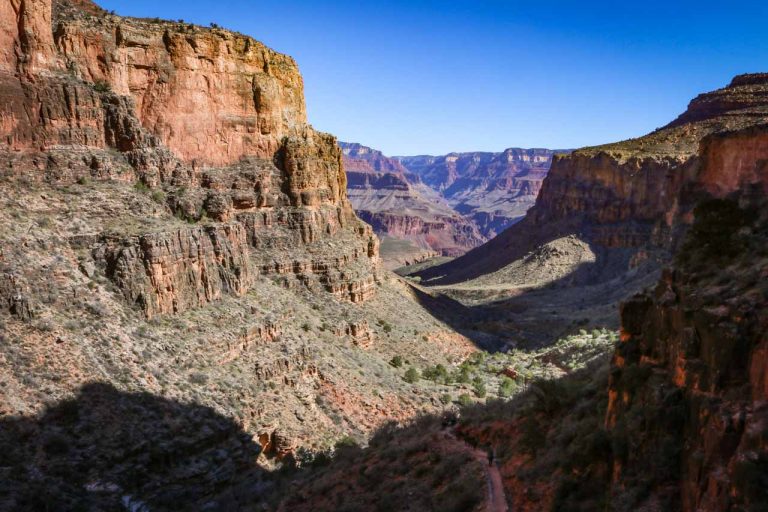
left=389, top=355, right=403, bottom=368
left=439, top=394, right=452, bottom=405
left=457, top=394, right=473, bottom=406
left=423, top=364, right=448, bottom=383
left=133, top=181, right=150, bottom=194
left=473, top=380, right=486, bottom=398
left=151, top=190, right=166, bottom=204
left=453, top=366, right=472, bottom=384
left=498, top=376, right=517, bottom=398
left=403, top=368, right=420, bottom=383
left=93, top=80, right=111, bottom=93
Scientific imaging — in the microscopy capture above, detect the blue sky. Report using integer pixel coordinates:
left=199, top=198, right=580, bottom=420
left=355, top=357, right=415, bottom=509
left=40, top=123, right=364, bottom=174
left=98, top=0, right=768, bottom=155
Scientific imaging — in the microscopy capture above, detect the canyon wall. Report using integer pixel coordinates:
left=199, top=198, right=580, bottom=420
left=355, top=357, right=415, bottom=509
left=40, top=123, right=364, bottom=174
left=606, top=124, right=768, bottom=510
left=398, top=148, right=557, bottom=237
left=416, top=75, right=768, bottom=284
left=1, top=0, right=380, bottom=318
left=341, top=142, right=485, bottom=266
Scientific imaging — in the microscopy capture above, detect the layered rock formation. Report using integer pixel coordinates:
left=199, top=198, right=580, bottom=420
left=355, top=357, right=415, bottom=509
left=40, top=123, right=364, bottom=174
left=341, top=142, right=485, bottom=266
left=397, top=148, right=559, bottom=237
left=416, top=75, right=768, bottom=284
left=1, top=0, right=381, bottom=316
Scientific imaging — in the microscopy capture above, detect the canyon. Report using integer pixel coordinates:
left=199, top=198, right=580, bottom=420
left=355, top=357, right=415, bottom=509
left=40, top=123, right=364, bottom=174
left=341, top=141, right=486, bottom=266
left=0, top=0, right=766, bottom=510
left=342, top=141, right=559, bottom=266
left=272, top=78, right=768, bottom=512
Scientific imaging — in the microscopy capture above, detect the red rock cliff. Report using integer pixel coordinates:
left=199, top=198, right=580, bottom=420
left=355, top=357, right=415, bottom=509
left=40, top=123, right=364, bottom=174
left=0, top=0, right=380, bottom=317
left=606, top=124, right=768, bottom=510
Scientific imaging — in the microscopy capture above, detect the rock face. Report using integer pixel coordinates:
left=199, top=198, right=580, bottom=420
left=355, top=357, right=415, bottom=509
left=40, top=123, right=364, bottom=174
left=606, top=125, right=768, bottom=511
left=397, top=148, right=559, bottom=237
left=417, top=75, right=768, bottom=284
left=1, top=0, right=380, bottom=317
left=341, top=142, right=485, bottom=266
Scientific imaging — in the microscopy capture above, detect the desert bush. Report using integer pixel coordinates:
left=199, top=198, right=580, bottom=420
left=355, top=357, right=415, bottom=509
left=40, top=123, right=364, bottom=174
left=423, top=364, right=448, bottom=383
left=472, top=379, right=486, bottom=398
left=92, top=80, right=111, bottom=93
left=389, top=355, right=403, bottom=368
left=499, top=376, right=517, bottom=398
left=151, top=190, right=166, bottom=204
left=403, top=368, right=420, bottom=383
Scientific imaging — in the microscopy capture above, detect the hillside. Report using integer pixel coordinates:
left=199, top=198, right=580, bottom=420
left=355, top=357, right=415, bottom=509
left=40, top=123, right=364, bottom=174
left=0, top=1, right=488, bottom=508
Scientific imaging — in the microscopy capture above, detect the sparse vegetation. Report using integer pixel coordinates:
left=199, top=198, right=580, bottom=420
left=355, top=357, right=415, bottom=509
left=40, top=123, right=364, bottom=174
left=151, top=190, right=166, bottom=204
left=92, top=80, right=111, bottom=93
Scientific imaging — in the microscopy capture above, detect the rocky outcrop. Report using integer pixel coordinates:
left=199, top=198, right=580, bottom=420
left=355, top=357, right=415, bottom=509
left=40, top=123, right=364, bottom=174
left=1, top=0, right=380, bottom=316
left=53, top=3, right=307, bottom=166
left=97, top=224, right=254, bottom=319
left=397, top=148, right=558, bottom=237
left=335, top=320, right=375, bottom=348
left=0, top=273, right=35, bottom=321
left=341, top=142, right=485, bottom=265
left=417, top=75, right=768, bottom=284
left=605, top=125, right=768, bottom=511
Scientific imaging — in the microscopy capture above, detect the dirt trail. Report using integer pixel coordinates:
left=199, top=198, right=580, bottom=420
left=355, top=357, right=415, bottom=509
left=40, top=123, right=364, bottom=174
left=443, top=428, right=509, bottom=512
left=471, top=445, right=509, bottom=512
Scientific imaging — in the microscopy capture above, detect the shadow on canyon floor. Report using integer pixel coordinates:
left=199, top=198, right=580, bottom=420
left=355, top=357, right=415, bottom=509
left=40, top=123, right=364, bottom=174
left=404, top=242, right=661, bottom=350
left=0, top=382, right=269, bottom=511
left=275, top=359, right=620, bottom=512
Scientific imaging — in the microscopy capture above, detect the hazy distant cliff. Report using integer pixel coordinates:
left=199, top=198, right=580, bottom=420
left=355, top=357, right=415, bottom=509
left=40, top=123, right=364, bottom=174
left=398, top=148, right=559, bottom=237
left=341, top=142, right=486, bottom=265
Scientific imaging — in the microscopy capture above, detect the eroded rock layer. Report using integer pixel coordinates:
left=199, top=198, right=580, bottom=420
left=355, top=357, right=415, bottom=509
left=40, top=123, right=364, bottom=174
left=397, top=148, right=558, bottom=237
left=1, top=0, right=380, bottom=317
left=341, top=142, right=485, bottom=265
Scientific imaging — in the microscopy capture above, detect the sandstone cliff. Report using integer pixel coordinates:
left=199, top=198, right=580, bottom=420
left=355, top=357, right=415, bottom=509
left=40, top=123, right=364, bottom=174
left=1, top=0, right=381, bottom=316
left=605, top=124, right=768, bottom=510
left=416, top=75, right=768, bottom=284
left=341, top=142, right=486, bottom=266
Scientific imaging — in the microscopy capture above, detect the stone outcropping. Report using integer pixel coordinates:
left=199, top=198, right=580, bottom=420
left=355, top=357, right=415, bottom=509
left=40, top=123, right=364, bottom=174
left=1, top=0, right=380, bottom=317
left=605, top=124, right=768, bottom=511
